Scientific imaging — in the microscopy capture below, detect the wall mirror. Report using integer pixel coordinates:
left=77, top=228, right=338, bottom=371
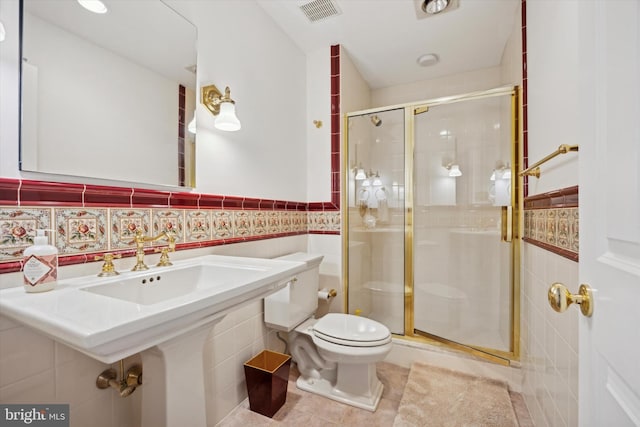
left=19, top=0, right=197, bottom=188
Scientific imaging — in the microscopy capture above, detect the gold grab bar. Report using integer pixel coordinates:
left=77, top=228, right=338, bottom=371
left=519, top=144, right=579, bottom=178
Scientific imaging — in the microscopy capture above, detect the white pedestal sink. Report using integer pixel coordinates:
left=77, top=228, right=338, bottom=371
left=0, top=255, right=306, bottom=427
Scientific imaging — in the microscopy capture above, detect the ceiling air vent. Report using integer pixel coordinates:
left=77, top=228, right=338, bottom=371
left=299, top=0, right=342, bottom=23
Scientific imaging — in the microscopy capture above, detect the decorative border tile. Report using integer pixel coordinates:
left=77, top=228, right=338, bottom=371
left=308, top=211, right=341, bottom=233
left=291, top=211, right=304, bottom=233
left=55, top=208, right=108, bottom=254
left=267, top=211, right=281, bottom=234
left=212, top=211, right=233, bottom=239
left=253, top=211, right=268, bottom=236
left=0, top=208, right=52, bottom=261
left=185, top=210, right=211, bottom=242
left=152, top=209, right=185, bottom=244
left=280, top=211, right=292, bottom=233
left=110, top=209, right=151, bottom=249
left=523, top=186, right=578, bottom=262
left=233, top=211, right=253, bottom=238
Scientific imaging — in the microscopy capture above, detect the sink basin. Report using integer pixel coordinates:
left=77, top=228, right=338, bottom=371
left=0, top=254, right=306, bottom=363
left=81, top=261, right=270, bottom=305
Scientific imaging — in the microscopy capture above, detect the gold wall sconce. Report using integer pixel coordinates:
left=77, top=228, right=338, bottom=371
left=313, top=120, right=323, bottom=128
left=201, top=84, right=241, bottom=132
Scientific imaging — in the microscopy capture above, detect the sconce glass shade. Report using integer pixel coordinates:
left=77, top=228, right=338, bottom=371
left=214, top=102, right=241, bottom=132
left=502, top=169, right=512, bottom=180
left=490, top=171, right=496, bottom=181
left=187, top=111, right=196, bottom=134
left=372, top=174, right=383, bottom=186
left=355, top=168, right=367, bottom=180
left=448, top=164, right=462, bottom=177
left=362, top=179, right=371, bottom=187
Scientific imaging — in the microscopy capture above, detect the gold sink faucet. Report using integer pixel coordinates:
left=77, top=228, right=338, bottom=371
left=131, top=229, right=176, bottom=271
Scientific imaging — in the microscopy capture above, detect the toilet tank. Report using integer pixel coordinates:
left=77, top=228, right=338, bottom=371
left=264, top=253, right=324, bottom=332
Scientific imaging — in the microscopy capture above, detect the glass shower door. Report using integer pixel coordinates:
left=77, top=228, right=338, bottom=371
left=412, top=94, right=514, bottom=352
left=346, top=108, right=406, bottom=335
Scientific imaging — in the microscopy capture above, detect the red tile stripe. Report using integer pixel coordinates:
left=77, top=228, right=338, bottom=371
left=523, top=186, right=578, bottom=209
left=0, top=178, right=311, bottom=211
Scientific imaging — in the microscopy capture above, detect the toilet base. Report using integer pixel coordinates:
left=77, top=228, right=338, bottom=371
left=295, top=370, right=384, bottom=412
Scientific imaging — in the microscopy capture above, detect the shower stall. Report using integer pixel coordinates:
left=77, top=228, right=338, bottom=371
left=343, top=86, right=520, bottom=363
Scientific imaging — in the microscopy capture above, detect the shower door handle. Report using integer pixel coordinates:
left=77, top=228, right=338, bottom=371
left=501, top=206, right=513, bottom=242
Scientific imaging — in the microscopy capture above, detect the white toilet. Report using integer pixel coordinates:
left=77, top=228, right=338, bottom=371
left=264, top=253, right=392, bottom=411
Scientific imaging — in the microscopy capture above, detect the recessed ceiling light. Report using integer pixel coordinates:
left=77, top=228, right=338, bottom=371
left=416, top=53, right=439, bottom=67
left=77, top=0, right=108, bottom=14
left=422, top=0, right=449, bottom=15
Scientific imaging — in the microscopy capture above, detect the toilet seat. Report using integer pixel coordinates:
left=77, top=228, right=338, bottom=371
left=313, top=313, right=391, bottom=347
left=313, top=330, right=391, bottom=347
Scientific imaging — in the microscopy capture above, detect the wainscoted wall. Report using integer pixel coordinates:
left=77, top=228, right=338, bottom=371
left=0, top=176, right=339, bottom=426
left=521, top=186, right=579, bottom=426
left=0, top=235, right=309, bottom=427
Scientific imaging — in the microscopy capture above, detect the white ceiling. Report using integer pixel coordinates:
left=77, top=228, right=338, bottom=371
left=256, top=0, right=520, bottom=90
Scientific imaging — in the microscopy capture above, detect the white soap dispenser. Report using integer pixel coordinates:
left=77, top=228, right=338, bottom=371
left=22, top=230, right=58, bottom=293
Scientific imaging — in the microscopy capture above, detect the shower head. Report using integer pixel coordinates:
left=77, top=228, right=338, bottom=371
left=370, top=115, right=382, bottom=127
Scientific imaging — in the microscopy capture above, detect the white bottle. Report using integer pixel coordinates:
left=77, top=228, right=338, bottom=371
left=23, top=230, right=58, bottom=293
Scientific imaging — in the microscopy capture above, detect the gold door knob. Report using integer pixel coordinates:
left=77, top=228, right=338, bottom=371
left=548, top=283, right=593, bottom=317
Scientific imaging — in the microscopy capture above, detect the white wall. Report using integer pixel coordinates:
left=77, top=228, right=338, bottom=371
left=306, top=47, right=331, bottom=202
left=521, top=1, right=580, bottom=426
left=526, top=1, right=579, bottom=195
left=372, top=66, right=502, bottom=107
left=166, top=0, right=307, bottom=201
left=340, top=46, right=372, bottom=115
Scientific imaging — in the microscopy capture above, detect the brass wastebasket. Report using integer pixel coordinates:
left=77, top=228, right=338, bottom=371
left=244, top=350, right=291, bottom=418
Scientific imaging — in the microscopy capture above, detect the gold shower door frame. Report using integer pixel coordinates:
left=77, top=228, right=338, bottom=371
left=342, top=86, right=521, bottom=365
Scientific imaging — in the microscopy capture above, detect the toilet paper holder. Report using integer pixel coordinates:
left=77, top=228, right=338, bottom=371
left=318, top=288, right=337, bottom=301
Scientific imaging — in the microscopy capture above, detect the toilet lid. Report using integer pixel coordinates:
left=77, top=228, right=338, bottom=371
left=312, top=313, right=391, bottom=347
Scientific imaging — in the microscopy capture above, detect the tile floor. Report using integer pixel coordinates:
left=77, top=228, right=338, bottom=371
left=217, top=362, right=534, bottom=426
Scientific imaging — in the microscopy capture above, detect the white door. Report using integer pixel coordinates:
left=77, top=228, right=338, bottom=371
left=578, top=1, right=640, bottom=426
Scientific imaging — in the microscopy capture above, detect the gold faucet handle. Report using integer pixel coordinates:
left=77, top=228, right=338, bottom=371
left=154, top=247, right=173, bottom=267
left=94, top=253, right=122, bottom=277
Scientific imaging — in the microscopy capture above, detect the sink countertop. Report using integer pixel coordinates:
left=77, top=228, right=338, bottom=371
left=0, top=255, right=306, bottom=363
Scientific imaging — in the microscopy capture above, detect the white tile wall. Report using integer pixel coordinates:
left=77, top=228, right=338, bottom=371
left=308, top=234, right=343, bottom=315
left=0, top=235, right=308, bottom=427
left=521, top=243, right=579, bottom=427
